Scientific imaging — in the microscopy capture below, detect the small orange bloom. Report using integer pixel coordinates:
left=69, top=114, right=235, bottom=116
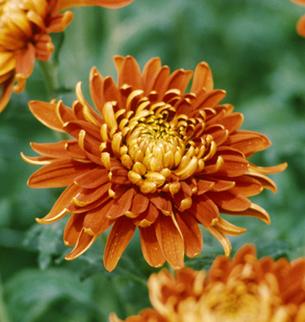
left=111, top=245, right=305, bottom=322
left=23, top=56, right=286, bottom=271
left=0, top=0, right=133, bottom=111
left=292, top=0, right=305, bottom=37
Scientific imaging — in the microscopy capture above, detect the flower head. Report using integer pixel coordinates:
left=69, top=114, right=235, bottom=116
left=292, top=0, right=305, bottom=37
left=23, top=56, right=286, bottom=271
left=111, top=245, right=305, bottom=322
left=0, top=0, right=133, bottom=111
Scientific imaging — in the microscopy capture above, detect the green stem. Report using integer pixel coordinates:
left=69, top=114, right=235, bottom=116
left=39, top=60, right=59, bottom=98
left=0, top=279, right=10, bottom=322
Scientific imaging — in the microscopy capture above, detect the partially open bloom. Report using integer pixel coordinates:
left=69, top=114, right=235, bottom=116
left=111, top=245, right=305, bottom=322
left=292, top=0, right=305, bottom=37
left=23, top=56, right=286, bottom=271
left=0, top=0, right=133, bottom=111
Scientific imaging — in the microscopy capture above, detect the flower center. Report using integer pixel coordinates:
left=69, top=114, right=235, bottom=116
left=195, top=282, right=273, bottom=322
left=100, top=89, right=218, bottom=196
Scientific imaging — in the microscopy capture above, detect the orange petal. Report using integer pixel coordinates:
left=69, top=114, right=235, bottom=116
left=176, top=213, right=202, bottom=258
left=15, top=44, right=36, bottom=78
left=209, top=179, right=235, bottom=192
left=225, top=203, right=271, bottom=224
left=103, top=216, right=136, bottom=272
left=214, top=217, right=246, bottom=236
left=28, top=159, right=94, bottom=188
left=167, top=69, right=193, bottom=93
left=74, top=168, right=109, bottom=189
left=134, top=203, right=159, bottom=228
left=115, top=55, right=142, bottom=89
left=56, top=0, right=133, bottom=10
left=227, top=130, right=271, bottom=156
left=73, top=183, right=111, bottom=207
left=152, top=66, right=171, bottom=98
left=28, top=101, right=71, bottom=132
left=36, top=184, right=79, bottom=224
left=64, top=214, right=85, bottom=246
left=131, top=193, right=149, bottom=216
left=150, top=196, right=173, bottom=216
left=209, top=191, right=251, bottom=212
left=106, top=188, right=135, bottom=219
left=190, top=196, right=219, bottom=226
left=155, top=215, right=184, bottom=269
left=65, top=228, right=96, bottom=260
left=30, top=140, right=71, bottom=157
left=246, top=172, right=277, bottom=192
left=217, top=153, right=249, bottom=177
left=192, top=89, right=226, bottom=112
left=197, top=180, right=215, bottom=195
left=231, top=176, right=263, bottom=197
left=47, top=11, right=74, bottom=33
left=142, top=57, right=162, bottom=94
left=207, top=226, right=232, bottom=256
left=140, top=226, right=165, bottom=267
left=249, top=162, right=288, bottom=175
left=191, top=61, right=213, bottom=94
left=0, top=78, right=14, bottom=112
left=297, top=15, right=305, bottom=37
left=218, top=112, right=244, bottom=133
left=89, top=67, right=104, bottom=112
left=83, top=202, right=112, bottom=235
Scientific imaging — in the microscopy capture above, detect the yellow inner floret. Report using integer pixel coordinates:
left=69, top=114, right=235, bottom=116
left=99, top=88, right=220, bottom=197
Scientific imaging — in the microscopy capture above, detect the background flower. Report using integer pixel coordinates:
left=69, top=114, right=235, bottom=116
left=293, top=0, right=305, bottom=36
left=0, top=0, right=133, bottom=112
left=112, top=245, right=305, bottom=322
left=24, top=56, right=285, bottom=271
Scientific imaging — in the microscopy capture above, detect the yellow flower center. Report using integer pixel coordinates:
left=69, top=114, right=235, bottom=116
left=100, top=89, right=219, bottom=197
left=201, top=282, right=261, bottom=322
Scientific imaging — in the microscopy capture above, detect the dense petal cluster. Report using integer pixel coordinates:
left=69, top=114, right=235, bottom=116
left=293, top=0, right=305, bottom=37
left=24, top=56, right=286, bottom=271
left=111, top=245, right=305, bottom=322
left=0, top=0, right=133, bottom=111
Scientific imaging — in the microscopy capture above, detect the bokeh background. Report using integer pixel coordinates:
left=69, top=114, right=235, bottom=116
left=1, top=0, right=305, bottom=321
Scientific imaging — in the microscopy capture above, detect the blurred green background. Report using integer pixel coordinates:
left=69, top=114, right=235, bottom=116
left=1, top=0, right=305, bottom=321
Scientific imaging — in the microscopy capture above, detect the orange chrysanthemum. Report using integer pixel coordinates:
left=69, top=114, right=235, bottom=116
left=111, top=245, right=305, bottom=322
left=293, top=0, right=305, bottom=37
left=0, top=0, right=133, bottom=112
left=23, top=56, right=286, bottom=271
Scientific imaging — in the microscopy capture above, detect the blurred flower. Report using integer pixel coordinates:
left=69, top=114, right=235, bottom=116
left=0, top=0, right=133, bottom=112
left=23, top=56, right=286, bottom=271
left=111, top=245, right=305, bottom=322
left=292, top=0, right=305, bottom=37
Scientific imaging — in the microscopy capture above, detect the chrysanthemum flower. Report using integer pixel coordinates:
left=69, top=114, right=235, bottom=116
left=0, top=0, right=133, bottom=112
left=111, top=245, right=305, bottom=322
left=23, top=56, right=286, bottom=271
left=292, top=0, right=305, bottom=37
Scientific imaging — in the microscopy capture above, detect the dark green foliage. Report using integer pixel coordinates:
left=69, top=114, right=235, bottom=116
left=0, top=0, right=304, bottom=321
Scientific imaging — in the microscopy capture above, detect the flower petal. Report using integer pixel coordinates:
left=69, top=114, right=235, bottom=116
left=36, top=184, right=79, bottom=224
left=103, top=216, right=136, bottom=272
left=176, top=214, right=202, bottom=258
left=28, top=159, right=94, bottom=188
left=140, top=225, right=165, bottom=267
left=65, top=228, right=96, bottom=260
left=155, top=215, right=184, bottom=269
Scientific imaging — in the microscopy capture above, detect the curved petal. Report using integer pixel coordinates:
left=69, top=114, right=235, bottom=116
left=65, top=228, right=96, bottom=260
left=56, top=0, right=133, bottom=10
left=155, top=215, right=184, bottom=269
left=0, top=78, right=14, bottom=112
left=140, top=225, right=165, bottom=267
left=103, top=216, right=136, bottom=272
